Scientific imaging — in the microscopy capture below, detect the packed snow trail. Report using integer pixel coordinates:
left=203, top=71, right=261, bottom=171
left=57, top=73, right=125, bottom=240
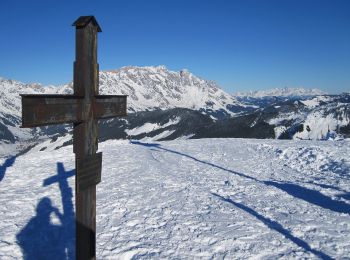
left=0, top=138, right=349, bottom=259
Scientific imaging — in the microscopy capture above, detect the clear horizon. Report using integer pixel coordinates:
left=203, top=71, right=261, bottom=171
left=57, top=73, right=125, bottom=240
left=0, top=0, right=349, bottom=94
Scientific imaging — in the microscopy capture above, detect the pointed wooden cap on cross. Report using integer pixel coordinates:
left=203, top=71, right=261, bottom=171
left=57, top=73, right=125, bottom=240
left=72, top=15, right=102, bottom=32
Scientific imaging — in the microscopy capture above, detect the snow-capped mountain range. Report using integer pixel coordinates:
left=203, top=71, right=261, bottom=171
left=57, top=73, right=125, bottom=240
left=0, top=65, right=245, bottom=117
left=49, top=65, right=244, bottom=114
left=234, top=87, right=327, bottom=98
left=0, top=66, right=349, bottom=154
left=0, top=66, right=241, bottom=147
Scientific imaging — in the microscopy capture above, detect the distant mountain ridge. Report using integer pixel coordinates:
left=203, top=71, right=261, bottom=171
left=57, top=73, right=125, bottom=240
left=0, top=66, right=349, bottom=155
left=234, top=87, right=327, bottom=98
left=56, top=65, right=245, bottom=115
left=1, top=66, right=248, bottom=148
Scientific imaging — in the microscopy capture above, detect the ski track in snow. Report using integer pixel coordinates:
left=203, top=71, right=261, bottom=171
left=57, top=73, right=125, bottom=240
left=0, top=138, right=349, bottom=259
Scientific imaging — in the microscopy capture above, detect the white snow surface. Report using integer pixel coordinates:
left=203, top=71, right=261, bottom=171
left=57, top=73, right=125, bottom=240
left=1, top=138, right=349, bottom=259
left=125, top=117, right=180, bottom=136
left=294, top=103, right=350, bottom=140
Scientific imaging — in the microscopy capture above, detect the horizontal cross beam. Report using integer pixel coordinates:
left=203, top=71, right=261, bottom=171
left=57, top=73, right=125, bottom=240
left=21, top=94, right=127, bottom=127
left=94, top=96, right=127, bottom=119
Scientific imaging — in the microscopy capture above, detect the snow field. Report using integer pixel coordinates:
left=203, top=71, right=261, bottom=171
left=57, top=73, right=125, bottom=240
left=0, top=138, right=349, bottom=259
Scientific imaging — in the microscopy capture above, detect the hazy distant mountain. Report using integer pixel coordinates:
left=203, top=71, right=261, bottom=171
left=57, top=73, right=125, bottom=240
left=234, top=87, right=327, bottom=98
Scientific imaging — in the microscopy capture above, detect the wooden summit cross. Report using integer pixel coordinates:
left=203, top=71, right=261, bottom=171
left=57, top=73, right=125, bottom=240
left=20, top=16, right=127, bottom=259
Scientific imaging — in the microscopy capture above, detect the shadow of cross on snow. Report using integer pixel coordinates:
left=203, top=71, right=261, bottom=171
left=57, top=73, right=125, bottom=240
left=43, top=163, right=75, bottom=259
left=43, top=163, right=75, bottom=221
left=16, top=163, right=75, bottom=259
left=43, top=162, right=75, bottom=259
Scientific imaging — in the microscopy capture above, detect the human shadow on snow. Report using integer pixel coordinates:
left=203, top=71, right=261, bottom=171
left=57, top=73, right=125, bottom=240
left=16, top=163, right=75, bottom=260
left=131, top=140, right=350, bottom=215
left=211, top=193, right=333, bottom=260
left=0, top=155, right=16, bottom=182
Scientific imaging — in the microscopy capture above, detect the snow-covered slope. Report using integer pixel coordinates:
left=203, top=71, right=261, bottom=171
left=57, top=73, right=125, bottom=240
left=1, top=138, right=349, bottom=258
left=234, top=87, right=327, bottom=98
left=264, top=94, right=350, bottom=140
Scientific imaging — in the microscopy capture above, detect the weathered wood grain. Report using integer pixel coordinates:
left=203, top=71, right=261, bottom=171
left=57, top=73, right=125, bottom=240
left=20, top=16, right=127, bottom=260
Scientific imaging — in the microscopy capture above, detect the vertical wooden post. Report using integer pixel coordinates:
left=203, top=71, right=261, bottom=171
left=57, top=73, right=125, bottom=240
left=73, top=17, right=101, bottom=260
left=21, top=16, right=126, bottom=259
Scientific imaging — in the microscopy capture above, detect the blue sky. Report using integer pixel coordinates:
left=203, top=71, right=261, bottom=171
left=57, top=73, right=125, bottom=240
left=0, top=0, right=349, bottom=93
